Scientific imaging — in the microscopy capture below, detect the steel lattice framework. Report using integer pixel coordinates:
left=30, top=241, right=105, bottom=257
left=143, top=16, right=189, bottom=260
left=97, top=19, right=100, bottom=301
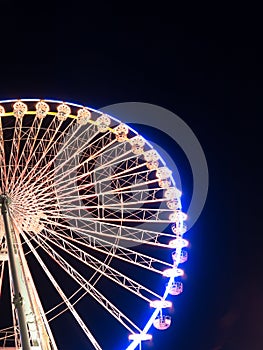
left=0, top=99, right=189, bottom=350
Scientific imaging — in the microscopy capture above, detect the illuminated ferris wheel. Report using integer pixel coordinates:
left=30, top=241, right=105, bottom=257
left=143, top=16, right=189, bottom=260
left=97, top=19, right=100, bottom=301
left=0, top=99, right=188, bottom=350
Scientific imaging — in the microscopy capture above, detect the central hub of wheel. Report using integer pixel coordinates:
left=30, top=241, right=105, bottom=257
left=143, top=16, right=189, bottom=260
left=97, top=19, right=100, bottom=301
left=0, top=194, right=11, bottom=205
left=8, top=191, right=47, bottom=234
left=0, top=194, right=12, bottom=215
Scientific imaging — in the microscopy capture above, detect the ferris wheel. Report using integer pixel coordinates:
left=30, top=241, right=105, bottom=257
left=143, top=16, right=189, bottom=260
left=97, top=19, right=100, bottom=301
left=0, top=98, right=189, bottom=350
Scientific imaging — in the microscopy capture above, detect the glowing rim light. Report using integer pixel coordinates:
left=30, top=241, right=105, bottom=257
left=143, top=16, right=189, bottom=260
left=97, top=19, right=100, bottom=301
left=168, top=238, right=189, bottom=248
left=162, top=267, right=184, bottom=278
left=149, top=300, right=172, bottom=309
left=128, top=333, right=152, bottom=341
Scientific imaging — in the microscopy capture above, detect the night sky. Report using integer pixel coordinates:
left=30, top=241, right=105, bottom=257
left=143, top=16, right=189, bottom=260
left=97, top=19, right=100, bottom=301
left=1, top=2, right=262, bottom=350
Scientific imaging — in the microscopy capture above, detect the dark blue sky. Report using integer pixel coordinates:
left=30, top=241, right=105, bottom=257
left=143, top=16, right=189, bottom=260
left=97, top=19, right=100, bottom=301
left=1, top=2, right=262, bottom=350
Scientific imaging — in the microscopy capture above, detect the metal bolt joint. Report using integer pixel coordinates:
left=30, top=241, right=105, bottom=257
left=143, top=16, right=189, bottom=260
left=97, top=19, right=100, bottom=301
left=13, top=293, right=23, bottom=307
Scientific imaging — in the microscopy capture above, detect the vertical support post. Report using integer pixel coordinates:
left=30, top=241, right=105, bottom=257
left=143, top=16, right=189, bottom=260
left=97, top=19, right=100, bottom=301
left=0, top=194, right=31, bottom=350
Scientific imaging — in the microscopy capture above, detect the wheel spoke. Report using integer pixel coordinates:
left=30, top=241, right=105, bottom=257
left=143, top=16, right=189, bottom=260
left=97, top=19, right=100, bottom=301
left=21, top=230, right=103, bottom=350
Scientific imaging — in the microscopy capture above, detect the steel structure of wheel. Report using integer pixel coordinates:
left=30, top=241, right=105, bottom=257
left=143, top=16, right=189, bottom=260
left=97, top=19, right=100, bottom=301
left=0, top=99, right=188, bottom=350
